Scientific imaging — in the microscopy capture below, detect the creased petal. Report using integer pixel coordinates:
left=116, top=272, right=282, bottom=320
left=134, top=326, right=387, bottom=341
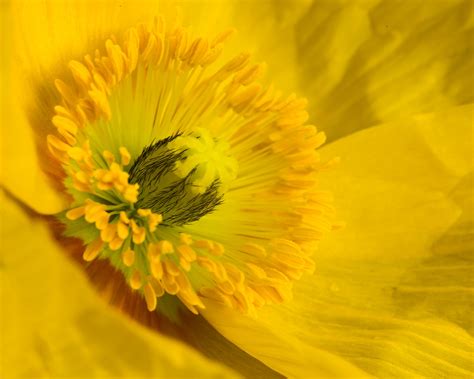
left=395, top=171, right=474, bottom=336
left=179, top=313, right=286, bottom=379
left=0, top=190, right=239, bottom=378
left=296, top=0, right=474, bottom=141
left=202, top=301, right=372, bottom=379
left=203, top=105, right=474, bottom=377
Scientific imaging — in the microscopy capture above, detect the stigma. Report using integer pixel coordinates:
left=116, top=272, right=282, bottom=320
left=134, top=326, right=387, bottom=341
left=128, top=128, right=238, bottom=226
left=48, top=16, right=337, bottom=316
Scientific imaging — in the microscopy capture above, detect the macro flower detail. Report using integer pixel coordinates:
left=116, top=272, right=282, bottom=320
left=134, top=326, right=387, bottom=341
left=3, top=1, right=473, bottom=378
left=48, top=18, right=336, bottom=316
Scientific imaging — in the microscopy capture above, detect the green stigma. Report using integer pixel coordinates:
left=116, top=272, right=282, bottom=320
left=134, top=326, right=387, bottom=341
left=128, top=128, right=238, bottom=226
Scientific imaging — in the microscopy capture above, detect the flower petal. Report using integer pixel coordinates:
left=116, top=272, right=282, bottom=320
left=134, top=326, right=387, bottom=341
left=179, top=313, right=286, bottom=379
left=0, top=3, right=68, bottom=214
left=296, top=0, right=474, bottom=141
left=0, top=190, right=239, bottom=378
left=202, top=301, right=372, bottom=378
left=208, top=0, right=312, bottom=92
left=0, top=102, right=68, bottom=214
left=202, top=105, right=474, bottom=377
left=394, top=171, right=474, bottom=336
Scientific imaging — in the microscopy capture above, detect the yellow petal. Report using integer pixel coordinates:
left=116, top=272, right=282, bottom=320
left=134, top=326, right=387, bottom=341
left=202, top=301, right=372, bottom=379
left=0, top=190, right=239, bottom=378
left=202, top=105, right=474, bottom=377
left=395, top=171, right=474, bottom=336
left=179, top=313, right=287, bottom=379
left=196, top=0, right=311, bottom=92
left=296, top=0, right=474, bottom=141
left=0, top=111, right=68, bottom=214
left=0, top=5, right=67, bottom=214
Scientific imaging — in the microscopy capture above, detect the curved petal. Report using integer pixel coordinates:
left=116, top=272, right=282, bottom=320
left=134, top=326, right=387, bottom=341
left=296, top=0, right=474, bottom=141
left=0, top=95, right=68, bottom=214
left=0, top=2, right=69, bottom=214
left=394, top=171, right=474, bottom=336
left=0, top=190, right=240, bottom=378
left=179, top=312, right=287, bottom=379
left=202, top=105, right=474, bottom=377
left=202, top=301, right=373, bottom=378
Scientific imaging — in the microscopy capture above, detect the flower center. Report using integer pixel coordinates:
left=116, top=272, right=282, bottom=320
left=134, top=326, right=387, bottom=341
left=129, top=128, right=237, bottom=226
left=48, top=17, right=337, bottom=316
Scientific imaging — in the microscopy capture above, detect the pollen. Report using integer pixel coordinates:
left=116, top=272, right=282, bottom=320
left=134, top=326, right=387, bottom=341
left=50, top=16, right=338, bottom=317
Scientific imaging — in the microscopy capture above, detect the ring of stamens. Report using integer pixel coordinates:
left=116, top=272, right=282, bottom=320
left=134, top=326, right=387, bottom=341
left=49, top=16, right=338, bottom=316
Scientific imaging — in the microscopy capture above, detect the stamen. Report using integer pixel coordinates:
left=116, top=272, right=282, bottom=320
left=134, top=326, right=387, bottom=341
left=143, top=282, right=158, bottom=311
left=122, top=249, right=135, bottom=267
left=130, top=270, right=142, bottom=290
left=51, top=18, right=337, bottom=317
left=83, top=239, right=104, bottom=262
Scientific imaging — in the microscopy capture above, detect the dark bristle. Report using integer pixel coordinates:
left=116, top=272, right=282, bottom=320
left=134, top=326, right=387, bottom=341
left=127, top=133, right=224, bottom=226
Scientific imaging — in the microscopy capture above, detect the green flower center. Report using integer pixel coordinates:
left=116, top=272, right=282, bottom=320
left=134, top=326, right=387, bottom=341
left=129, top=129, right=238, bottom=226
left=47, top=18, right=336, bottom=317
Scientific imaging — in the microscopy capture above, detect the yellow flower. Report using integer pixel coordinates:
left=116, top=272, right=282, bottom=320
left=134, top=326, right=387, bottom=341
left=1, top=0, right=473, bottom=378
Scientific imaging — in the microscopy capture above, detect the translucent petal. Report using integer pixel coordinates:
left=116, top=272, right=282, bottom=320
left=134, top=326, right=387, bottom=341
left=395, top=172, right=474, bottom=336
left=178, top=313, right=286, bottom=378
left=0, top=190, right=239, bottom=378
left=202, top=105, right=474, bottom=377
left=202, top=301, right=372, bottom=378
left=296, top=0, right=474, bottom=141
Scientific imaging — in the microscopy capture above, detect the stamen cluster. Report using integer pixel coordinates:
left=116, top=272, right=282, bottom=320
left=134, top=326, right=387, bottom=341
left=47, top=16, right=338, bottom=316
